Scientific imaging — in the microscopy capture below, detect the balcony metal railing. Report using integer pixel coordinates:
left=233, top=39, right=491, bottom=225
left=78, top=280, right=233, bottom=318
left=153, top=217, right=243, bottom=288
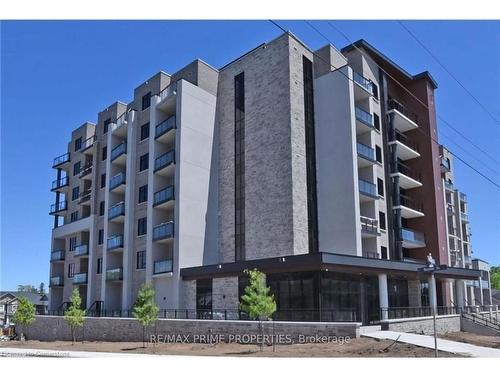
left=393, top=162, right=422, bottom=182
left=79, top=189, right=92, bottom=203
left=107, top=235, right=124, bottom=250
left=155, top=116, right=176, bottom=139
left=106, top=268, right=123, bottom=281
left=51, top=176, right=69, bottom=190
left=50, top=250, right=65, bottom=262
left=154, top=150, right=175, bottom=172
left=401, top=228, right=425, bottom=244
left=50, top=200, right=67, bottom=214
left=360, top=216, right=379, bottom=234
left=110, top=142, right=127, bottom=161
left=53, top=152, right=70, bottom=167
left=392, top=130, right=419, bottom=153
left=154, top=259, right=173, bottom=275
left=153, top=222, right=174, bottom=241
left=49, top=276, right=64, bottom=287
left=109, top=172, right=126, bottom=191
left=358, top=179, right=377, bottom=197
left=74, top=244, right=89, bottom=257
left=153, top=186, right=175, bottom=206
left=81, top=135, right=96, bottom=151
left=388, top=98, right=418, bottom=124
left=73, top=272, right=88, bottom=284
left=159, top=81, right=177, bottom=101
left=79, top=162, right=93, bottom=177
left=108, top=202, right=125, bottom=220
left=398, top=194, right=423, bottom=212
left=111, top=113, right=127, bottom=133
left=355, top=107, right=374, bottom=128
left=356, top=142, right=376, bottom=161
left=353, top=72, right=374, bottom=94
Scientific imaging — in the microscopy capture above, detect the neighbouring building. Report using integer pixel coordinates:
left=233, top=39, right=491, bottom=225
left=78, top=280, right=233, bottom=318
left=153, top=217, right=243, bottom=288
left=48, top=32, right=490, bottom=324
left=0, top=292, right=49, bottom=326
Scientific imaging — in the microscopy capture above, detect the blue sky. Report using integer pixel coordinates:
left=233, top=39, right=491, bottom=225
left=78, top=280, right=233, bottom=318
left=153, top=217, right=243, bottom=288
left=1, top=20, right=499, bottom=290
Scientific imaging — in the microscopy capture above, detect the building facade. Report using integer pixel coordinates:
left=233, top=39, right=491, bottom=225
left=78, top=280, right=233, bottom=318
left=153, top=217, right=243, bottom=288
left=49, top=32, right=489, bottom=323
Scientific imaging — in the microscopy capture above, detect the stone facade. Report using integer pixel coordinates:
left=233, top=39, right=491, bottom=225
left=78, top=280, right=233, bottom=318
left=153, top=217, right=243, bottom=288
left=213, top=277, right=239, bottom=310
left=381, top=315, right=460, bottom=335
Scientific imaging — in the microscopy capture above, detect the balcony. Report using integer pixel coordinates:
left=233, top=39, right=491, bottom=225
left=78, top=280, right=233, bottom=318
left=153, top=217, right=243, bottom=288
left=356, top=142, right=376, bottom=167
left=74, top=244, right=89, bottom=258
left=153, top=185, right=175, bottom=209
left=73, top=272, right=88, bottom=285
left=154, top=150, right=175, bottom=175
left=464, top=255, right=472, bottom=265
left=390, top=162, right=422, bottom=190
left=401, top=228, right=426, bottom=248
left=153, top=222, right=174, bottom=243
left=446, top=203, right=455, bottom=216
left=50, top=200, right=67, bottom=215
left=79, top=162, right=93, bottom=180
left=50, top=250, right=65, bottom=262
left=79, top=189, right=92, bottom=205
left=358, top=179, right=378, bottom=202
left=394, top=194, right=425, bottom=219
left=109, top=172, right=126, bottom=193
left=155, top=116, right=176, bottom=143
left=355, top=107, right=375, bottom=134
left=459, top=192, right=467, bottom=202
left=81, top=135, right=96, bottom=154
left=111, top=114, right=128, bottom=138
left=53, top=152, right=70, bottom=168
left=157, top=81, right=177, bottom=112
left=153, top=259, right=173, bottom=277
left=388, top=131, right=420, bottom=161
left=110, top=142, right=127, bottom=165
left=107, top=235, right=124, bottom=252
left=440, top=157, right=451, bottom=173
left=360, top=216, right=379, bottom=238
left=461, top=212, right=469, bottom=222
left=108, top=202, right=125, bottom=222
left=387, top=99, right=418, bottom=132
left=49, top=276, right=64, bottom=287
left=352, top=71, right=374, bottom=100
left=106, top=267, right=123, bottom=282
left=51, top=176, right=69, bottom=191
left=445, top=181, right=454, bottom=191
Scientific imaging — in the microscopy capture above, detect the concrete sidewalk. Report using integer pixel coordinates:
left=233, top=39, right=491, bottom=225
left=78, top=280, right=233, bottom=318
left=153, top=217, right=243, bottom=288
left=362, top=330, right=500, bottom=358
left=0, top=347, right=163, bottom=358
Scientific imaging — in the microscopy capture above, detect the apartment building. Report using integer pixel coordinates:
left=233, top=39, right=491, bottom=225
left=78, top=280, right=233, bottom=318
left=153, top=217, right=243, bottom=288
left=49, top=32, right=488, bottom=324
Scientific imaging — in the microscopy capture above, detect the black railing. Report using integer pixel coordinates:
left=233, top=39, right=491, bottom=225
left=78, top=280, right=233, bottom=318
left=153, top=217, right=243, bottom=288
left=398, top=194, right=423, bottom=212
left=79, top=162, right=93, bottom=177
left=392, top=130, right=419, bottom=153
left=53, top=152, right=70, bottom=167
left=393, top=162, right=422, bottom=182
left=51, top=176, right=69, bottom=190
left=388, top=98, right=418, bottom=124
left=50, top=200, right=67, bottom=214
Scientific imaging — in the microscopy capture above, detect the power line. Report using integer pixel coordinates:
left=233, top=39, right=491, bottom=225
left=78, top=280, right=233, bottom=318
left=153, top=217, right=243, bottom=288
left=397, top=20, right=500, bottom=127
left=325, top=20, right=500, bottom=167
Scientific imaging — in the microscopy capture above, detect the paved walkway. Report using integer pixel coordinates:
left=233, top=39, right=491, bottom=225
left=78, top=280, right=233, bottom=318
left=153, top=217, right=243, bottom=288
left=362, top=330, right=500, bottom=358
left=0, top=347, right=163, bottom=358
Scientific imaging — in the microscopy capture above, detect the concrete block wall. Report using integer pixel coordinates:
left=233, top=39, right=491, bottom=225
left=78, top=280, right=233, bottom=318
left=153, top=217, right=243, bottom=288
left=381, top=315, right=461, bottom=335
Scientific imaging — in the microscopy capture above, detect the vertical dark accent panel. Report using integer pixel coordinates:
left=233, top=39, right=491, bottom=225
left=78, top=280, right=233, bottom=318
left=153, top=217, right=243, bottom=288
left=234, top=72, right=245, bottom=261
left=303, top=56, right=319, bottom=253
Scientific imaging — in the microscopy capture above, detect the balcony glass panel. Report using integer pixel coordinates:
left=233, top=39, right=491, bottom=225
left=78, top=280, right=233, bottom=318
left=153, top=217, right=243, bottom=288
left=153, top=222, right=174, bottom=241
left=154, top=186, right=174, bottom=206
left=154, top=259, right=173, bottom=274
left=110, top=142, right=127, bottom=161
left=154, top=150, right=175, bottom=172
left=73, top=273, right=87, bottom=284
left=353, top=72, right=374, bottom=94
left=106, top=268, right=123, bottom=281
left=159, top=81, right=177, bottom=101
left=52, top=176, right=69, bottom=190
left=358, top=179, right=377, bottom=197
left=356, top=142, right=375, bottom=161
left=109, top=172, right=126, bottom=191
left=53, top=153, right=70, bottom=167
left=50, top=276, right=64, bottom=286
left=50, top=201, right=67, bottom=214
left=155, top=116, right=176, bottom=138
left=401, top=228, right=425, bottom=244
left=360, top=216, right=378, bottom=234
left=107, top=235, right=124, bottom=250
left=81, top=135, right=96, bottom=150
left=74, top=244, right=89, bottom=257
left=50, top=250, right=65, bottom=261
left=108, top=202, right=125, bottom=220
left=355, top=107, right=374, bottom=128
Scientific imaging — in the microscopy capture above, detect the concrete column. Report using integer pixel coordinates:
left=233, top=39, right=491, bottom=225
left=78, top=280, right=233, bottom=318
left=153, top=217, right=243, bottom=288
left=428, top=275, right=437, bottom=312
left=478, top=276, right=484, bottom=306
left=378, top=273, right=389, bottom=320
left=455, top=280, right=466, bottom=309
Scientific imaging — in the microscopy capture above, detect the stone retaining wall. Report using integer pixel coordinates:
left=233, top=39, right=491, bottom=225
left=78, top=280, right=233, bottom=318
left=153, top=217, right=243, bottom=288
left=381, top=315, right=461, bottom=335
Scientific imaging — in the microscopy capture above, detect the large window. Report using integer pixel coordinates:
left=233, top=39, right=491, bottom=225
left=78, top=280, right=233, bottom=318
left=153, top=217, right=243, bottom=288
left=138, top=185, right=148, bottom=203
left=136, top=251, right=146, bottom=269
left=99, top=201, right=105, bottom=216
left=96, top=258, right=103, bottom=274
left=103, top=118, right=111, bottom=134
left=102, top=146, right=107, bottom=161
left=74, top=137, right=82, bottom=151
left=139, top=153, right=149, bottom=171
left=73, top=161, right=81, bottom=176
left=140, top=123, right=150, bottom=141
left=142, top=92, right=151, bottom=110
left=98, top=229, right=104, bottom=245
left=137, top=217, right=147, bottom=236
left=68, top=263, right=75, bottom=278
left=69, top=237, right=77, bottom=251
left=196, top=279, right=213, bottom=316
left=72, top=186, right=80, bottom=201
left=70, top=211, right=79, bottom=222
left=388, top=278, right=409, bottom=308
left=234, top=72, right=245, bottom=261
left=101, top=173, right=106, bottom=188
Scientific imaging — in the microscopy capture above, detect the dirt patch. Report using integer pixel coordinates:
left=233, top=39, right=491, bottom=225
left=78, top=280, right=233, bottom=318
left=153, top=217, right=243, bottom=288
left=440, top=332, right=500, bottom=349
left=0, top=337, right=463, bottom=357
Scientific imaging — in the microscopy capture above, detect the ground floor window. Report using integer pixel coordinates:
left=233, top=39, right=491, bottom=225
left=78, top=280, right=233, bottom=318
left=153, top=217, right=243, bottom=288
left=196, top=279, right=212, bottom=318
left=388, top=278, right=409, bottom=307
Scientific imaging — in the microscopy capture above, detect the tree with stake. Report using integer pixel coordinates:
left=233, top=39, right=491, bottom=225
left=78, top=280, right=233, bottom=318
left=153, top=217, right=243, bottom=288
left=133, top=283, right=159, bottom=348
left=12, top=296, right=35, bottom=343
left=64, top=288, right=86, bottom=345
left=239, top=268, right=277, bottom=351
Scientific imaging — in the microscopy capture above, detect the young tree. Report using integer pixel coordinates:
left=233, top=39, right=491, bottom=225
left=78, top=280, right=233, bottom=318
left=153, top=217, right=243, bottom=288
left=240, top=268, right=277, bottom=350
left=12, top=297, right=36, bottom=343
left=64, top=288, right=86, bottom=344
left=133, top=283, right=159, bottom=348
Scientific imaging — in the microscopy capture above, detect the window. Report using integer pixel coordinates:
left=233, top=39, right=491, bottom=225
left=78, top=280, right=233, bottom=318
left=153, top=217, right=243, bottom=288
left=137, top=217, right=147, bottom=236
left=70, top=211, right=79, bottom=222
left=69, top=237, right=77, bottom=251
left=74, top=137, right=82, bottom=151
left=99, top=201, right=105, bottom=216
left=139, top=153, right=149, bottom=171
left=140, top=123, right=150, bottom=141
left=372, top=83, right=379, bottom=100
left=379, top=211, right=386, bottom=230
left=373, top=113, right=380, bottom=131
left=141, top=92, right=151, bottom=110
left=97, top=258, right=103, bottom=274
left=136, top=251, right=146, bottom=269
left=381, top=246, right=388, bottom=260
left=73, top=161, right=81, bottom=176
left=138, top=185, right=148, bottom=203
left=234, top=72, right=246, bottom=261
left=68, top=263, right=75, bottom=278
left=102, top=146, right=107, bottom=161
left=377, top=178, right=384, bottom=197
left=103, top=118, right=111, bottom=134
left=72, top=186, right=80, bottom=201
left=375, top=145, right=382, bottom=163
left=98, top=229, right=104, bottom=245
left=101, top=173, right=106, bottom=188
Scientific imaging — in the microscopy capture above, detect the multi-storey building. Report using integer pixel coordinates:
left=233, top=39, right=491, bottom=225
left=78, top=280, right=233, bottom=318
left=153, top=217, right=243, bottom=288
left=49, top=32, right=489, bottom=324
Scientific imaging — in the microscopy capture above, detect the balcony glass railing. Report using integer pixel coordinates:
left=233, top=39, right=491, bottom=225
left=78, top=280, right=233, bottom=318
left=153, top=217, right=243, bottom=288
left=356, top=142, right=375, bottom=161
left=108, top=202, right=125, bottom=220
left=79, top=162, right=93, bottom=177
left=111, top=113, right=127, bottom=133
left=50, top=250, right=65, bottom=262
left=360, top=216, right=378, bottom=234
left=355, top=107, right=374, bottom=128
left=107, top=235, right=124, bottom=250
left=50, top=200, right=67, bottom=214
left=81, top=135, right=96, bottom=151
left=153, top=222, right=174, bottom=241
left=51, top=176, right=69, bottom=190
left=53, top=152, right=70, bottom=167
left=74, top=244, right=89, bottom=257
left=110, top=142, right=127, bottom=161
left=106, top=268, right=123, bottom=281
left=358, top=179, right=377, bottom=197
left=73, top=272, right=88, bottom=284
left=154, top=259, right=173, bottom=275
left=49, top=276, right=64, bottom=287
left=154, top=150, right=175, bottom=172
left=109, top=172, right=126, bottom=191
left=353, top=72, right=374, bottom=94
left=154, top=186, right=174, bottom=206
left=155, top=116, right=176, bottom=139
left=159, top=81, right=177, bottom=101
left=401, top=228, right=425, bottom=244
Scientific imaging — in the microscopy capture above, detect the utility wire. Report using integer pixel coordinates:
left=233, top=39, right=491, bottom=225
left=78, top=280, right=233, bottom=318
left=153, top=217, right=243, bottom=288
left=397, top=20, right=500, bottom=127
